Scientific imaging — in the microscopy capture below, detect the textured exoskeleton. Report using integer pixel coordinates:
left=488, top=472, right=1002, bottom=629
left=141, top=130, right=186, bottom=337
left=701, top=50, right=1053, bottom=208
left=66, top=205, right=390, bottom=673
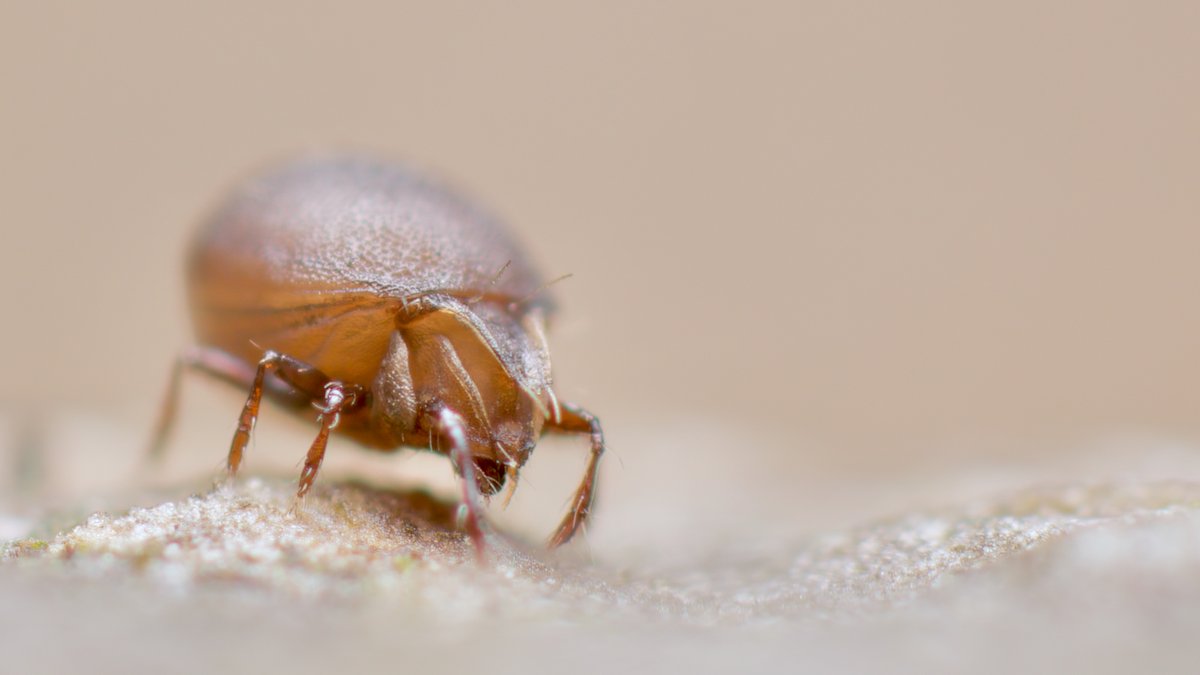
left=153, top=156, right=604, bottom=554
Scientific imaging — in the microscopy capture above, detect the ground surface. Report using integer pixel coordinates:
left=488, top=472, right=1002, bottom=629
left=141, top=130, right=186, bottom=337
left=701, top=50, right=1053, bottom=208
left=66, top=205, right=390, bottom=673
left=5, top=471, right=1200, bottom=674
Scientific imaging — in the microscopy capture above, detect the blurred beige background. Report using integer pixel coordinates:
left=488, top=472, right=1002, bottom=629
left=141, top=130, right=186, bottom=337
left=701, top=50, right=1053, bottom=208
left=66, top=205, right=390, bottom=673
left=2, top=2, right=1199, bottom=532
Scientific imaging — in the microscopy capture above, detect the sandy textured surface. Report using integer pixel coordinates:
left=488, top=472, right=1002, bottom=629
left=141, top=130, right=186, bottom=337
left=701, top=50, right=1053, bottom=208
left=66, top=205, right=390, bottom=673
left=5, top=471, right=1200, bottom=674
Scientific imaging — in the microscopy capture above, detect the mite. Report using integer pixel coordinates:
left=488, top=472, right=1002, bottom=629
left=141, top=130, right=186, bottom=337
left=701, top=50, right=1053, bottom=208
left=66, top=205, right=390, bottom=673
left=153, top=156, right=605, bottom=554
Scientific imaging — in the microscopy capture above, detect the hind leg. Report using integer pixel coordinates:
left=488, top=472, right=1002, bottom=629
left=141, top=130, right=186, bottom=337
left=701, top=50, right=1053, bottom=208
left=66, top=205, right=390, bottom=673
left=148, top=346, right=365, bottom=497
left=147, top=346, right=311, bottom=464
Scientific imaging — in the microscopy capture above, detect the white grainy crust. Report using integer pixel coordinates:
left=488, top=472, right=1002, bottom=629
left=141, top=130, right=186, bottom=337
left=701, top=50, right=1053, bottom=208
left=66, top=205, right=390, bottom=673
left=5, top=479, right=1200, bottom=674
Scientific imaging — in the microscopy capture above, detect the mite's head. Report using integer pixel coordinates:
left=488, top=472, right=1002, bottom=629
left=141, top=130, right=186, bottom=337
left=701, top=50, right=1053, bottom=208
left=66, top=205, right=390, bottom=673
left=384, top=296, right=556, bottom=495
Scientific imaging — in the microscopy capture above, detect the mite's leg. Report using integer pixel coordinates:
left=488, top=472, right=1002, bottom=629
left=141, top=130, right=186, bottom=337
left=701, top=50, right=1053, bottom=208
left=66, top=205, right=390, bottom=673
left=422, top=403, right=489, bottom=560
left=543, top=403, right=606, bottom=548
left=294, top=382, right=355, bottom=500
left=225, top=350, right=364, bottom=478
left=147, top=346, right=309, bottom=464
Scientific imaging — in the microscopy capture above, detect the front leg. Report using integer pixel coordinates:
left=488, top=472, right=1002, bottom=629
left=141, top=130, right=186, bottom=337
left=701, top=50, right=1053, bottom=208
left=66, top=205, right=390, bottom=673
left=421, top=402, right=489, bottom=560
left=544, top=403, right=605, bottom=547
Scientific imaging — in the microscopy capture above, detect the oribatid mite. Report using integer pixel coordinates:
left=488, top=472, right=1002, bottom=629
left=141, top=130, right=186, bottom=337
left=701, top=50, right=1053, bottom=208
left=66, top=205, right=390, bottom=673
left=152, top=156, right=605, bottom=555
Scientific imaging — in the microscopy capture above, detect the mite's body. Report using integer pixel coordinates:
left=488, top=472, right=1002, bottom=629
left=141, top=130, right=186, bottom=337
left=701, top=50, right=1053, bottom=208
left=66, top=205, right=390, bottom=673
left=156, top=156, right=604, bottom=553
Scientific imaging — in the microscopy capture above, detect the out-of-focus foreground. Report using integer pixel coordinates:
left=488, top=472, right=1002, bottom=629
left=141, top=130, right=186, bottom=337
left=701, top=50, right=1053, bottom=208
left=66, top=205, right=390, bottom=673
left=7, top=470, right=1200, bottom=674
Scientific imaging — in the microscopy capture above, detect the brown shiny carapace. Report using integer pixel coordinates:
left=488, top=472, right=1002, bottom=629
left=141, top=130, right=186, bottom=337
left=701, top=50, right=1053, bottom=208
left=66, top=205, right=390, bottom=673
left=151, top=156, right=605, bottom=556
